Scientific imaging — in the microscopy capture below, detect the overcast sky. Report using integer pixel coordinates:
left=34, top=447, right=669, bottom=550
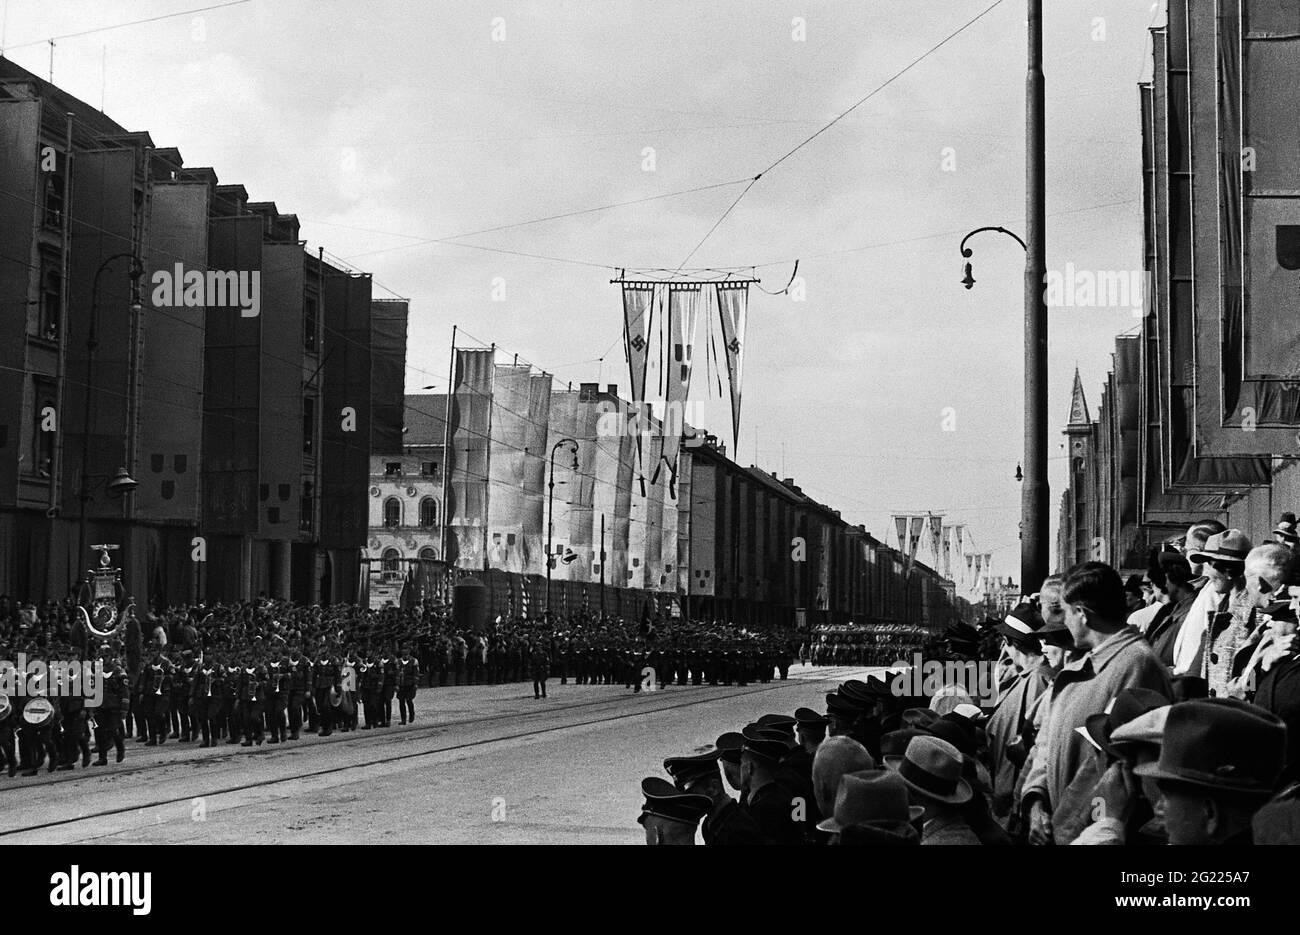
left=3, top=0, right=1164, bottom=594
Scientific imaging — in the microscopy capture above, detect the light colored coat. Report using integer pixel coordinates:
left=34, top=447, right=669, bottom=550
left=1021, top=627, right=1171, bottom=844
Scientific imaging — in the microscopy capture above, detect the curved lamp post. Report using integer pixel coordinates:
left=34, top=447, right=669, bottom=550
left=958, top=226, right=1027, bottom=290
left=545, top=438, right=579, bottom=616
left=76, top=253, right=144, bottom=581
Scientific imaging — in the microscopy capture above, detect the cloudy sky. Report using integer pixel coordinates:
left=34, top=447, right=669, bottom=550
left=3, top=0, right=1163, bottom=594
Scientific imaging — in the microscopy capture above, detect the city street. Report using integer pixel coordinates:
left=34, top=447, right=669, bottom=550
left=0, top=665, right=880, bottom=845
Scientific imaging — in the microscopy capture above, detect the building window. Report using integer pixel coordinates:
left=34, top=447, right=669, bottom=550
left=420, top=461, right=439, bottom=477
left=302, top=397, right=316, bottom=456
left=419, top=547, right=437, bottom=562
left=40, top=263, right=60, bottom=341
left=418, top=497, right=437, bottom=527
left=43, top=171, right=64, bottom=229
left=382, top=548, right=400, bottom=573
left=383, top=497, right=401, bottom=527
left=300, top=480, right=314, bottom=532
left=384, top=461, right=402, bottom=476
left=304, top=295, right=319, bottom=352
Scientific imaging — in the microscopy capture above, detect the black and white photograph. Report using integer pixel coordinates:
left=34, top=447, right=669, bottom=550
left=0, top=0, right=1297, bottom=908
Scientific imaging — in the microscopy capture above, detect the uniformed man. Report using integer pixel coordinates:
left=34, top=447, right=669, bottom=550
left=397, top=645, right=420, bottom=722
left=173, top=649, right=196, bottom=742
left=287, top=645, right=310, bottom=740
left=57, top=648, right=91, bottom=770
left=266, top=649, right=289, bottom=743
left=144, top=652, right=173, bottom=746
left=738, top=727, right=804, bottom=844
left=0, top=680, right=16, bottom=778
left=665, top=749, right=768, bottom=845
left=313, top=650, right=341, bottom=737
left=223, top=658, right=243, bottom=745
left=636, top=776, right=712, bottom=845
left=240, top=662, right=267, bottom=746
left=190, top=656, right=221, bottom=748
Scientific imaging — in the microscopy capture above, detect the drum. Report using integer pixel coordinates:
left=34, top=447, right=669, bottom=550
left=328, top=687, right=343, bottom=708
left=22, top=697, right=54, bottom=727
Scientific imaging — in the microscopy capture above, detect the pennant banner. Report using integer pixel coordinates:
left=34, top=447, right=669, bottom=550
left=941, top=524, right=952, bottom=580
left=622, top=284, right=655, bottom=407
left=927, top=514, right=943, bottom=565
left=652, top=285, right=702, bottom=489
left=894, top=515, right=908, bottom=554
left=715, top=283, right=748, bottom=451
left=906, top=515, right=924, bottom=577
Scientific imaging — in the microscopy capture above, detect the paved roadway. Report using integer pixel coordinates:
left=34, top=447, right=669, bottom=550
left=0, top=664, right=886, bottom=845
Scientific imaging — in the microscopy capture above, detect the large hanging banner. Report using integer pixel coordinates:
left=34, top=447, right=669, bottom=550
left=927, top=514, right=943, bottom=565
left=652, top=284, right=702, bottom=489
left=906, top=515, right=924, bottom=578
left=942, top=524, right=953, bottom=580
left=622, top=284, right=655, bottom=407
left=715, top=283, right=748, bottom=451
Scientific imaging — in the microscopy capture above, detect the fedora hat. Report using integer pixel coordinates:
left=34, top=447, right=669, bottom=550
left=1081, top=688, right=1169, bottom=759
left=884, top=735, right=972, bottom=805
left=1134, top=698, right=1285, bottom=796
left=995, top=602, right=1044, bottom=642
left=816, top=769, right=924, bottom=833
left=1188, top=529, right=1252, bottom=565
left=1274, top=512, right=1300, bottom=544
left=1108, top=704, right=1170, bottom=749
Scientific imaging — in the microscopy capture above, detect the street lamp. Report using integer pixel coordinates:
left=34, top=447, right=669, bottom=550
left=545, top=437, right=579, bottom=616
left=76, top=253, right=144, bottom=581
left=958, top=226, right=1027, bottom=290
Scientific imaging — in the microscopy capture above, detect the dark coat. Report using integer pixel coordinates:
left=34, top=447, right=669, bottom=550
left=702, top=798, right=770, bottom=845
left=1254, top=652, right=1300, bottom=786
left=745, top=780, right=805, bottom=845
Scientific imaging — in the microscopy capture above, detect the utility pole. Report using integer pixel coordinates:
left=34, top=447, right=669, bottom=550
left=1022, top=0, right=1049, bottom=595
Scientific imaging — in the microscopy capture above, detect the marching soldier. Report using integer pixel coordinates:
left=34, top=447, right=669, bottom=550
left=191, top=657, right=221, bottom=748
left=0, top=680, right=16, bottom=778
left=144, top=652, right=173, bottom=746
left=313, top=650, right=340, bottom=737
left=93, top=651, right=129, bottom=765
left=266, top=649, right=289, bottom=743
left=240, top=662, right=266, bottom=746
left=287, top=645, right=310, bottom=740
left=57, top=649, right=91, bottom=770
left=360, top=653, right=383, bottom=729
left=173, top=650, right=196, bottom=742
left=223, top=659, right=243, bottom=745
left=379, top=651, right=398, bottom=727
left=396, top=645, right=419, bottom=723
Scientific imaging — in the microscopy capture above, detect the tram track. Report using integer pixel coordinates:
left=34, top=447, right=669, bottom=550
left=0, top=669, right=866, bottom=838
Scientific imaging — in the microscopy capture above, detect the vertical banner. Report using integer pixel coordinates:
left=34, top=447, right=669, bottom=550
left=927, top=513, right=943, bottom=565
left=894, top=515, right=908, bottom=553
left=715, top=283, right=748, bottom=450
left=941, top=524, right=952, bottom=580
left=654, top=285, right=702, bottom=486
left=622, top=284, right=655, bottom=407
left=906, top=516, right=924, bottom=578
left=447, top=348, right=496, bottom=570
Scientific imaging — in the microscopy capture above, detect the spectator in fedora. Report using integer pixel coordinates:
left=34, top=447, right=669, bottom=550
left=885, top=734, right=980, bottom=845
left=1021, top=562, right=1171, bottom=845
left=1172, top=524, right=1236, bottom=676
left=1134, top=698, right=1286, bottom=845
left=1273, top=512, right=1300, bottom=552
left=1074, top=703, right=1171, bottom=845
left=1146, top=552, right=1197, bottom=668
left=1186, top=531, right=1254, bottom=695
left=818, top=769, right=923, bottom=846
left=986, top=604, right=1052, bottom=828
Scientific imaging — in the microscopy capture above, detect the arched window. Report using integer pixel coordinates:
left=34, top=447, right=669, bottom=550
left=419, top=497, right=438, bottom=528
left=382, top=548, right=401, bottom=573
left=419, top=547, right=438, bottom=563
left=383, top=497, right=401, bottom=527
